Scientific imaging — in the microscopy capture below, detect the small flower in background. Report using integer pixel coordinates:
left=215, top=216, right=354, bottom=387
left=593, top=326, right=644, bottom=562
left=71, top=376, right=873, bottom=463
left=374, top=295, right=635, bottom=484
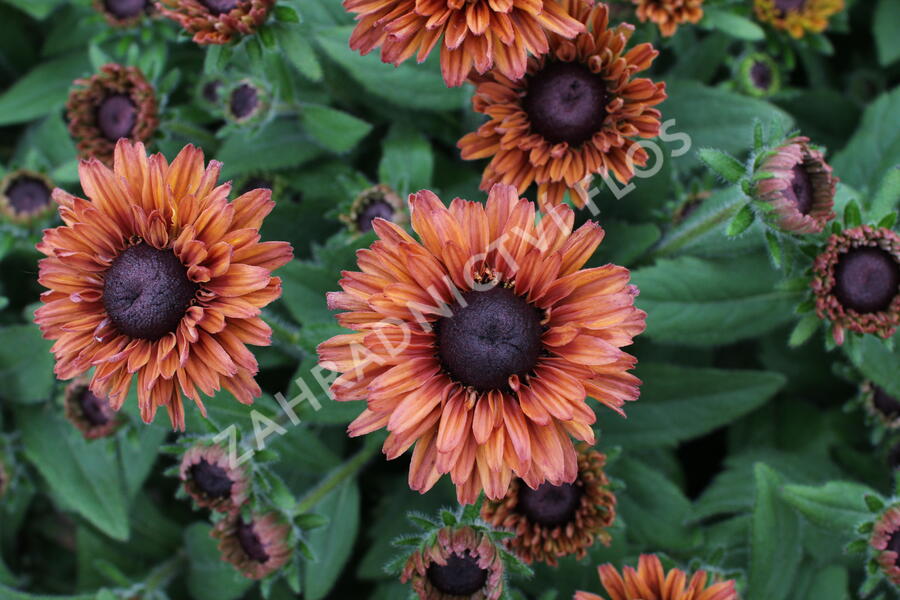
left=212, top=511, right=292, bottom=579
left=339, top=184, right=407, bottom=235
left=481, top=444, right=616, bottom=565
left=179, top=443, right=250, bottom=513
left=811, top=225, right=899, bottom=344
left=862, top=382, right=900, bottom=433
left=66, top=64, right=158, bottom=166
left=630, top=0, right=704, bottom=37
left=34, top=140, right=293, bottom=430
left=64, top=378, right=124, bottom=440
left=225, top=80, right=268, bottom=126
left=196, top=77, right=224, bottom=111
left=0, top=456, right=8, bottom=499
left=155, top=0, right=275, bottom=45
left=753, top=0, right=844, bottom=38
left=575, top=554, right=739, bottom=600
left=0, top=170, right=55, bottom=225
left=736, top=52, right=781, bottom=98
left=401, top=526, right=505, bottom=600
left=93, top=0, right=152, bottom=27
left=754, top=136, right=837, bottom=234
left=343, top=0, right=585, bottom=87
left=458, top=3, right=666, bottom=209
left=871, top=504, right=900, bottom=587
left=318, top=184, right=645, bottom=504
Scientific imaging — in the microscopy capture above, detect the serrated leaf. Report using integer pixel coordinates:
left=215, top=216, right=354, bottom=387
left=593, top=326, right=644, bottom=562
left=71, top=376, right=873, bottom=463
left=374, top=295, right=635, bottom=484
left=0, top=52, right=89, bottom=127
left=276, top=24, right=322, bottom=81
left=216, top=118, right=325, bottom=179
left=300, top=104, right=372, bottom=153
left=780, top=481, right=873, bottom=532
left=378, top=122, right=433, bottom=195
left=749, top=464, right=801, bottom=600
left=833, top=87, right=900, bottom=192
left=698, top=148, right=746, bottom=183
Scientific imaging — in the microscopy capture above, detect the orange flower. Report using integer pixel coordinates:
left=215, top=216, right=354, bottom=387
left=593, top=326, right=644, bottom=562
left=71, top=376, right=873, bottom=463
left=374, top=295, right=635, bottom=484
left=212, top=511, right=292, bottom=579
left=343, top=0, right=586, bottom=87
left=317, top=184, right=645, bottom=504
left=575, top=554, right=739, bottom=600
left=34, top=140, right=293, bottom=430
left=631, top=0, right=703, bottom=37
left=754, top=0, right=843, bottom=38
left=458, top=2, right=666, bottom=209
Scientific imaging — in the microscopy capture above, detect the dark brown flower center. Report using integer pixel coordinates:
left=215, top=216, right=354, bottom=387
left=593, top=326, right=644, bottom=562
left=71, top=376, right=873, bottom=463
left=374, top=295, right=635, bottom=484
left=832, top=247, right=899, bottom=314
left=750, top=61, right=773, bottom=90
left=426, top=551, right=488, bottom=596
left=356, top=198, right=394, bottom=232
left=874, top=387, right=900, bottom=420
left=202, top=80, right=222, bottom=104
left=523, top=61, right=609, bottom=147
left=5, top=176, right=51, bottom=214
left=784, top=163, right=813, bottom=215
left=97, top=94, right=138, bottom=142
left=437, top=286, right=543, bottom=392
left=202, top=0, right=239, bottom=15
left=237, top=520, right=270, bottom=563
left=517, top=481, right=583, bottom=527
left=230, top=84, right=259, bottom=120
left=103, top=243, right=198, bottom=340
left=80, top=388, right=111, bottom=426
left=190, top=458, right=232, bottom=498
left=889, top=530, right=900, bottom=561
left=103, top=0, right=147, bottom=19
left=774, top=0, right=806, bottom=12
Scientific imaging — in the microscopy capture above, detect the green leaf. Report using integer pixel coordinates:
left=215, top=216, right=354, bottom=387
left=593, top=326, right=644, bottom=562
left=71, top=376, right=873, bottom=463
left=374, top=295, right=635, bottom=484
left=788, top=314, right=821, bottom=348
left=874, top=0, right=900, bottom=66
left=0, top=53, right=89, bottom=126
left=117, top=424, right=167, bottom=500
left=216, top=118, right=325, bottom=179
left=749, top=464, right=801, bottom=600
left=843, top=200, right=862, bottom=228
left=601, top=364, right=784, bottom=448
left=868, top=166, right=900, bottom=223
left=702, top=8, right=766, bottom=40
left=631, top=253, right=801, bottom=346
left=300, top=104, right=372, bottom=153
left=833, top=87, right=900, bottom=192
left=275, top=5, right=301, bottom=22
left=726, top=203, right=755, bottom=236
left=801, top=565, right=849, bottom=600
left=765, top=230, right=782, bottom=268
left=0, top=324, right=55, bottom=404
left=1, top=0, right=66, bottom=20
left=780, top=481, right=873, bottom=532
left=303, top=480, right=361, bottom=600
left=0, top=585, right=97, bottom=600
left=184, top=523, right=254, bottom=600
left=276, top=24, right=323, bottom=81
left=845, top=336, right=900, bottom=398
left=698, top=148, right=746, bottom=183
left=378, top=122, right=434, bottom=195
left=19, top=407, right=130, bottom=541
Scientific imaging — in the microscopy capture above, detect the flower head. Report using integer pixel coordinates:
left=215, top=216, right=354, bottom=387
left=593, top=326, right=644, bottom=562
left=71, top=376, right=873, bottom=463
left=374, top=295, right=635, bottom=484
left=631, top=0, right=704, bottom=37
left=180, top=442, right=250, bottom=512
left=344, top=0, right=586, bottom=87
left=155, top=0, right=275, bottom=45
left=575, top=554, right=739, bottom=600
left=66, top=64, right=158, bottom=166
left=872, top=505, right=900, bottom=586
left=811, top=226, right=899, bottom=344
left=0, top=170, right=55, bottom=224
left=862, top=381, right=900, bottom=431
left=458, top=3, right=666, bottom=209
left=94, top=0, right=152, bottom=27
left=64, top=378, right=125, bottom=439
left=318, top=184, right=645, bottom=504
left=736, top=52, right=781, bottom=98
left=481, top=444, right=615, bottom=565
left=340, top=184, right=407, bottom=235
left=753, top=0, right=843, bottom=38
left=225, top=80, right=267, bottom=125
left=401, top=526, right=505, bottom=600
left=212, top=511, right=292, bottom=579
left=34, top=140, right=293, bottom=430
left=754, top=136, right=836, bottom=234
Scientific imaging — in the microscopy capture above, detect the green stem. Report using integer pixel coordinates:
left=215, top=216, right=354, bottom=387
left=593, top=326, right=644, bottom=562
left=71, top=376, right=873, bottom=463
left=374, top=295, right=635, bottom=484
left=651, top=188, right=748, bottom=258
left=262, top=308, right=304, bottom=359
left=294, top=441, right=380, bottom=514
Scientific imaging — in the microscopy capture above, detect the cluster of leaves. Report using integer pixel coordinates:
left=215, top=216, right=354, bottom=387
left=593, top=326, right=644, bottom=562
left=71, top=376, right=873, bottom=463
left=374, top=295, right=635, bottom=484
left=0, top=0, right=897, bottom=599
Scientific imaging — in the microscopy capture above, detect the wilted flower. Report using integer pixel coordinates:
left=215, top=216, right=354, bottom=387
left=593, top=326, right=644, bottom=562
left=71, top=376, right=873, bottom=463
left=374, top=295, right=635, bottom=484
left=340, top=184, right=407, bottom=234
left=753, top=0, right=843, bottom=38
left=811, top=226, right=899, bottom=344
left=401, top=526, right=505, bottom=600
left=736, top=52, right=781, bottom=98
left=575, top=554, right=739, bottom=600
left=631, top=0, right=703, bottom=37
left=212, top=511, right=292, bottom=579
left=458, top=3, right=666, bottom=209
left=64, top=378, right=124, bottom=440
left=66, top=64, right=158, bottom=165
left=93, top=0, right=152, bottom=27
left=34, top=140, right=293, bottom=430
left=343, top=0, right=585, bottom=87
left=155, top=0, right=275, bottom=45
left=0, top=170, right=55, bottom=224
left=225, top=81, right=267, bottom=125
left=318, top=184, right=645, bottom=504
left=179, top=443, right=250, bottom=512
left=481, top=444, right=615, bottom=565
left=754, top=136, right=836, bottom=234
left=872, top=504, right=900, bottom=586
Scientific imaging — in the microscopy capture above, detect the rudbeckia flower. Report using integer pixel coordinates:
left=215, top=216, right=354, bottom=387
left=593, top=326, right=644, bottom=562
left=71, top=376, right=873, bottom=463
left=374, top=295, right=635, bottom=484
left=343, top=0, right=586, bottom=87
left=212, top=511, right=292, bottom=579
left=340, top=184, right=408, bottom=235
left=872, top=505, right=900, bottom=586
left=753, top=0, right=843, bottom=38
left=736, top=52, right=781, bottom=98
left=180, top=442, right=250, bottom=513
left=631, top=0, right=704, bottom=37
left=458, top=2, right=666, bottom=209
left=155, top=0, right=275, bottom=45
left=64, top=378, right=124, bottom=440
left=811, top=225, right=899, bottom=344
left=575, top=554, right=739, bottom=600
left=94, top=0, right=152, bottom=27
left=863, top=382, right=900, bottom=430
left=481, top=443, right=616, bottom=565
left=34, top=139, right=293, bottom=430
left=318, top=184, right=645, bottom=504
left=0, top=170, right=55, bottom=224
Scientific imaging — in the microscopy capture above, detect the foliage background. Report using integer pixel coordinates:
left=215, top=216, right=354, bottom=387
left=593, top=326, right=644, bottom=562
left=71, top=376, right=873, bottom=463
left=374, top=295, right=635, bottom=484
left=0, top=0, right=898, bottom=598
